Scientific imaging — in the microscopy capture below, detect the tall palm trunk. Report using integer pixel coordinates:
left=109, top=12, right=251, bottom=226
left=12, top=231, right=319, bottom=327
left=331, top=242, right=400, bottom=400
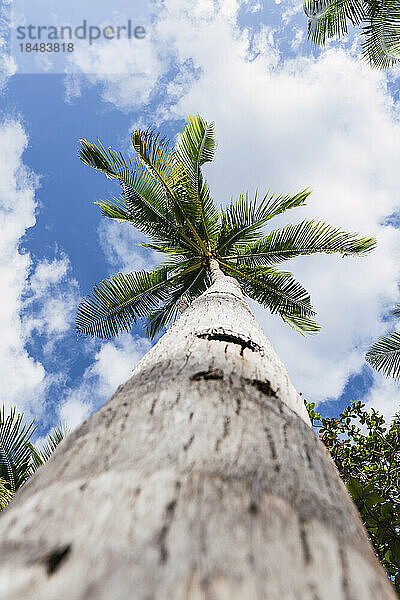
left=0, top=269, right=396, bottom=600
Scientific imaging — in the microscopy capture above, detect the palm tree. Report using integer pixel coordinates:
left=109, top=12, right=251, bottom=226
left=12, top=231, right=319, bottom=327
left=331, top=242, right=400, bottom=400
left=366, top=305, right=400, bottom=379
left=0, top=406, right=67, bottom=510
left=0, top=406, right=35, bottom=509
left=75, top=117, right=375, bottom=341
left=0, top=115, right=396, bottom=600
left=304, top=0, right=400, bottom=69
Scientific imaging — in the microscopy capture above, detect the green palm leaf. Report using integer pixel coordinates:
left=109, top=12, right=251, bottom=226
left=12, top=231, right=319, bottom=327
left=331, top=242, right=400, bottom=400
left=79, top=140, right=200, bottom=254
left=217, top=189, right=311, bottom=255
left=281, top=313, right=321, bottom=335
left=304, top=0, right=400, bottom=69
left=132, top=129, right=210, bottom=254
left=305, top=0, right=365, bottom=45
left=224, top=220, right=376, bottom=266
left=220, top=260, right=320, bottom=333
left=0, top=478, right=13, bottom=510
left=0, top=406, right=37, bottom=492
left=28, top=424, right=69, bottom=474
left=175, top=114, right=220, bottom=245
left=366, top=332, right=400, bottom=379
left=76, top=265, right=201, bottom=339
left=362, top=0, right=400, bottom=68
left=145, top=265, right=208, bottom=339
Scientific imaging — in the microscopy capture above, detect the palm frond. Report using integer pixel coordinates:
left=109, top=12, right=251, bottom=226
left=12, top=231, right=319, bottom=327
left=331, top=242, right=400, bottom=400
left=28, top=424, right=69, bottom=474
left=79, top=140, right=200, bottom=254
left=362, top=1, right=400, bottom=68
left=305, top=0, right=365, bottom=45
left=175, top=114, right=220, bottom=245
left=217, top=189, right=311, bottom=255
left=304, top=0, right=400, bottom=69
left=0, top=478, right=13, bottom=510
left=282, top=313, right=321, bottom=335
left=220, top=260, right=320, bottom=333
left=0, top=406, right=37, bottom=492
left=145, top=266, right=208, bottom=339
left=224, top=220, right=376, bottom=266
left=131, top=129, right=186, bottom=197
left=76, top=264, right=201, bottom=339
left=366, top=331, right=400, bottom=379
left=132, top=129, right=209, bottom=254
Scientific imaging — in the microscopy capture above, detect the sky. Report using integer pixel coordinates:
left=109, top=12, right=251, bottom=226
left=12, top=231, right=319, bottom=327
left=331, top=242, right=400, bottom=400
left=1, top=0, right=400, bottom=438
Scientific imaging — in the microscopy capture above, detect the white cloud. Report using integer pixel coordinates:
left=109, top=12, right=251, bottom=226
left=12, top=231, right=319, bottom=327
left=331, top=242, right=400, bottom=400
left=0, top=120, right=80, bottom=422
left=0, top=1, right=16, bottom=90
left=98, top=220, right=159, bottom=273
left=59, top=395, right=91, bottom=431
left=23, top=255, right=80, bottom=344
left=64, top=35, right=163, bottom=109
left=0, top=120, right=46, bottom=414
left=59, top=334, right=150, bottom=429
left=364, top=374, right=400, bottom=422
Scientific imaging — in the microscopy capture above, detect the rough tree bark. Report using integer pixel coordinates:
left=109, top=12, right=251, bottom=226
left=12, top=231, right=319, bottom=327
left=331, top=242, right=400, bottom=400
left=0, top=269, right=396, bottom=600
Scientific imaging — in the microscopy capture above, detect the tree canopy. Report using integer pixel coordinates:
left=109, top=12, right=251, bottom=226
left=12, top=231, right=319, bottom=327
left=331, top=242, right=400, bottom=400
left=76, top=114, right=375, bottom=341
left=306, top=400, right=400, bottom=595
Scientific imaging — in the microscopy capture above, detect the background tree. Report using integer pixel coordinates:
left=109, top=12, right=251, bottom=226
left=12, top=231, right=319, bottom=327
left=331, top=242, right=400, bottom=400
left=304, top=0, right=400, bottom=69
left=306, top=400, right=400, bottom=595
left=366, top=308, right=400, bottom=379
left=0, top=405, right=67, bottom=510
left=0, top=115, right=395, bottom=600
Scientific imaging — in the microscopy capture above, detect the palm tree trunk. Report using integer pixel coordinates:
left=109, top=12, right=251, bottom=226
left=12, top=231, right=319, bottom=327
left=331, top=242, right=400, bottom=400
left=0, top=273, right=396, bottom=600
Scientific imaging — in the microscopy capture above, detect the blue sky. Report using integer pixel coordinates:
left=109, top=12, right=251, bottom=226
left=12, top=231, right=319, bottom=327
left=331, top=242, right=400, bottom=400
left=1, top=0, right=400, bottom=437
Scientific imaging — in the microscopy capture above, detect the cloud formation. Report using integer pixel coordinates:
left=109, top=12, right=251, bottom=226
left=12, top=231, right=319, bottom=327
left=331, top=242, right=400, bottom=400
left=0, top=120, right=153, bottom=431
left=0, top=120, right=51, bottom=416
left=59, top=334, right=151, bottom=429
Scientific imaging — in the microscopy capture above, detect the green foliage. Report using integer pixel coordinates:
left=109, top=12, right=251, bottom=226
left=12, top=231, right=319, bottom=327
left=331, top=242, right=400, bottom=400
left=0, top=406, right=37, bottom=493
left=304, top=0, right=400, bottom=69
left=366, top=331, right=400, bottom=380
left=28, top=424, right=69, bottom=473
left=0, top=478, right=13, bottom=510
left=306, top=400, right=400, bottom=595
left=0, top=406, right=68, bottom=510
left=77, top=114, right=375, bottom=340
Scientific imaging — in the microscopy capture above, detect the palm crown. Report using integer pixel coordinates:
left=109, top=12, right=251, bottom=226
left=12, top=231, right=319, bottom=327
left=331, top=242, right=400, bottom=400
left=304, top=0, right=400, bottom=69
left=76, top=114, right=375, bottom=341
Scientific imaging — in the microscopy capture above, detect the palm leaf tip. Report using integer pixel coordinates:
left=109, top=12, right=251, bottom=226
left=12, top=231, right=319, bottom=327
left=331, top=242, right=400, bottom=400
left=342, top=234, right=376, bottom=256
left=28, top=424, right=69, bottom=474
left=366, top=332, right=400, bottom=380
left=282, top=313, right=321, bottom=335
left=78, top=139, right=113, bottom=176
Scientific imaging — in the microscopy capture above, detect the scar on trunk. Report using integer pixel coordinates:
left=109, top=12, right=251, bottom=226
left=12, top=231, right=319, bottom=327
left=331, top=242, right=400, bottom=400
left=196, top=329, right=265, bottom=356
left=42, top=544, right=72, bottom=576
left=190, top=368, right=224, bottom=381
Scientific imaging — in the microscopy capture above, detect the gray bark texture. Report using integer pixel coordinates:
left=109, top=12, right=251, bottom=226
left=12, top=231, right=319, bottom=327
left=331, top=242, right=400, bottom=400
left=0, top=274, right=396, bottom=600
